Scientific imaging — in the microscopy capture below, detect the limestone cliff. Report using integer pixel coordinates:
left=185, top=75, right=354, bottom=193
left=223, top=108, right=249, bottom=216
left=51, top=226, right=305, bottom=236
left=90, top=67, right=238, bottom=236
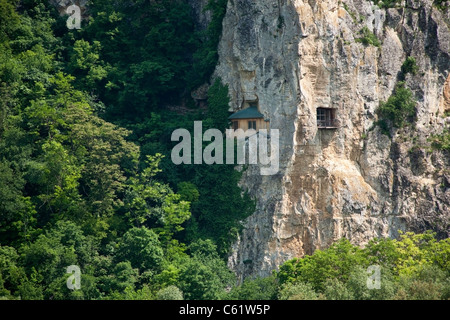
left=213, top=0, right=450, bottom=281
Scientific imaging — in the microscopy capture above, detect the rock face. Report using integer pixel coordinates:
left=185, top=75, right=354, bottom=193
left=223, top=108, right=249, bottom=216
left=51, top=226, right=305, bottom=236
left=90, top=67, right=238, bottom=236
left=187, top=0, right=212, bottom=31
left=214, top=0, right=450, bottom=281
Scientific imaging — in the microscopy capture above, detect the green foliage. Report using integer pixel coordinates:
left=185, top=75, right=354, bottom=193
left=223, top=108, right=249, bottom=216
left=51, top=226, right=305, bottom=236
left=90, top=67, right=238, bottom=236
left=429, top=127, right=450, bottom=151
left=355, top=26, right=381, bottom=47
left=375, top=119, right=391, bottom=136
left=19, top=221, right=101, bottom=299
left=107, top=285, right=154, bottom=300
left=178, top=239, right=235, bottom=300
left=394, top=266, right=450, bottom=300
left=433, top=0, right=448, bottom=10
left=401, top=57, right=418, bottom=75
left=0, top=0, right=21, bottom=44
left=0, top=162, right=37, bottom=244
left=0, top=0, right=244, bottom=301
left=278, top=238, right=368, bottom=292
left=206, top=78, right=230, bottom=131
left=278, top=281, right=320, bottom=300
left=225, top=275, right=279, bottom=300
left=323, top=278, right=354, bottom=300
left=84, top=0, right=198, bottom=116
left=136, top=79, right=254, bottom=256
left=67, top=39, right=107, bottom=91
left=190, top=0, right=228, bottom=87
left=124, top=154, right=190, bottom=231
left=156, top=285, right=184, bottom=300
left=345, top=266, right=396, bottom=300
left=80, top=0, right=250, bottom=257
left=177, top=182, right=200, bottom=203
left=274, top=232, right=450, bottom=300
left=377, top=81, right=416, bottom=129
left=0, top=245, right=26, bottom=299
left=104, top=261, right=139, bottom=293
left=187, top=164, right=255, bottom=255
left=116, top=227, right=164, bottom=272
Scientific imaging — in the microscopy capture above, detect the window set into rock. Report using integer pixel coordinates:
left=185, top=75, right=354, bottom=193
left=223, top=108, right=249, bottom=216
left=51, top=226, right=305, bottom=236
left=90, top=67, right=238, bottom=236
left=316, top=107, right=338, bottom=128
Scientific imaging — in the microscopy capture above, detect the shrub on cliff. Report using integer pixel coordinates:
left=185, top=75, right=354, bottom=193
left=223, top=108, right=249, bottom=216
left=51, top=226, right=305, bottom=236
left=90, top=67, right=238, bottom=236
left=377, top=81, right=416, bottom=129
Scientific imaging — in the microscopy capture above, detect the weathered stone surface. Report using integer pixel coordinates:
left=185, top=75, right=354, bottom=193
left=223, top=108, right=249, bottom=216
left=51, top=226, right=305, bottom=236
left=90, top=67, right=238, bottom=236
left=214, top=0, right=450, bottom=281
left=187, top=0, right=212, bottom=31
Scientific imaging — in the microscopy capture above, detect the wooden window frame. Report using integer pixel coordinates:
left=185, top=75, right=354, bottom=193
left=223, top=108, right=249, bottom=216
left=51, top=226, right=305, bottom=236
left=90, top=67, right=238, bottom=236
left=233, top=121, right=239, bottom=130
left=317, top=108, right=337, bottom=128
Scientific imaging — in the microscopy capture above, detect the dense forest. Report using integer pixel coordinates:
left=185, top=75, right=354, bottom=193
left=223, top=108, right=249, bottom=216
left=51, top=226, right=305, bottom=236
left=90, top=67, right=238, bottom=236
left=0, top=0, right=449, bottom=300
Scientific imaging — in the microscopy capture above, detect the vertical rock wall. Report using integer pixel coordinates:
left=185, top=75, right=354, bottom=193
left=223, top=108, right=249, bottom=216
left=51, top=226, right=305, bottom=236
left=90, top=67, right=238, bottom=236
left=214, top=0, right=450, bottom=281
